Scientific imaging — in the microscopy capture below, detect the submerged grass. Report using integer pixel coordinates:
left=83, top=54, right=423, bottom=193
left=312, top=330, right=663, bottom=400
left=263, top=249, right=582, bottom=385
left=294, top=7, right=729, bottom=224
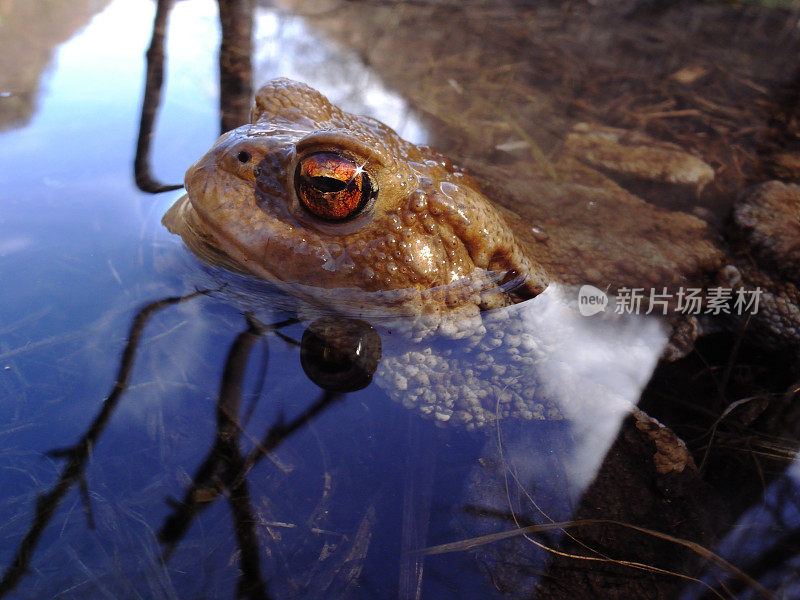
left=414, top=518, right=775, bottom=600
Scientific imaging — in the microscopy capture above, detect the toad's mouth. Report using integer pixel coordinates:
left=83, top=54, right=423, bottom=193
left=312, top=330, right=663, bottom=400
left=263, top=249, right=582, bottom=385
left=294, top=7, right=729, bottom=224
left=162, top=194, right=265, bottom=280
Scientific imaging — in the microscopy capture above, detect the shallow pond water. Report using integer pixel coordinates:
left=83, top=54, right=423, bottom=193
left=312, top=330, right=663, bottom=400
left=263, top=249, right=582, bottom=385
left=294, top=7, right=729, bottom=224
left=1, top=1, right=799, bottom=599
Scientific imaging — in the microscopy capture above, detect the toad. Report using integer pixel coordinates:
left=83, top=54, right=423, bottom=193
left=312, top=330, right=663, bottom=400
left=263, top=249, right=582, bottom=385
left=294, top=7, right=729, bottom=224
left=165, top=78, right=797, bottom=339
left=163, top=78, right=799, bottom=426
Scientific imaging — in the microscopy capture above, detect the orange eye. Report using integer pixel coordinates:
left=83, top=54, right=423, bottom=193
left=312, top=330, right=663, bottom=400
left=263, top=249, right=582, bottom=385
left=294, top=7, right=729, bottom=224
left=295, top=152, right=374, bottom=220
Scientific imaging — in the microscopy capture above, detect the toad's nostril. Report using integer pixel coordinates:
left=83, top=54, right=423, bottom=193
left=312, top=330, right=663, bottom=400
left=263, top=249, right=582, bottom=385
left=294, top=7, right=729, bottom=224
left=237, top=150, right=252, bottom=164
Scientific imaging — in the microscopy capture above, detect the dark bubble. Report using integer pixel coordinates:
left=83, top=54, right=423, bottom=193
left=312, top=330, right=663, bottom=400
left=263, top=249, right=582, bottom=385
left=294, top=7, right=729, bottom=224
left=300, top=317, right=382, bottom=393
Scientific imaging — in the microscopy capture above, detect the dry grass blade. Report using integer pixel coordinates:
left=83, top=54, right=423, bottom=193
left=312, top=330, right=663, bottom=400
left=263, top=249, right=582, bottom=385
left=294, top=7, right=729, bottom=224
left=412, top=518, right=776, bottom=600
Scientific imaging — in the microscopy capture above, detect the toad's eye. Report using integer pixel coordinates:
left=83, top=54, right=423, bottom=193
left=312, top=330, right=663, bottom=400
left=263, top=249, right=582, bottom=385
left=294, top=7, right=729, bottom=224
left=295, top=152, right=374, bottom=221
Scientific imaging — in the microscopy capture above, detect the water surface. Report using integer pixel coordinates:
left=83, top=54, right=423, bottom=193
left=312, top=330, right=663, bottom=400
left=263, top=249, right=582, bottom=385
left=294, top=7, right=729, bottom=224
left=1, top=1, right=799, bottom=599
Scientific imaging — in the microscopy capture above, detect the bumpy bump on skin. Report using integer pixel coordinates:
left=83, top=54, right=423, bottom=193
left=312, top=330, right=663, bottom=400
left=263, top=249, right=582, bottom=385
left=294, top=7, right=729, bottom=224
left=375, top=306, right=551, bottom=430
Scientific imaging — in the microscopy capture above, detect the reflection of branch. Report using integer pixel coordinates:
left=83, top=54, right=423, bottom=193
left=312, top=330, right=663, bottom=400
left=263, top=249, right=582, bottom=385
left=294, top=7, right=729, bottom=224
left=158, top=315, right=342, bottom=598
left=157, top=319, right=265, bottom=551
left=134, top=0, right=182, bottom=193
left=218, top=0, right=254, bottom=134
left=136, top=0, right=255, bottom=189
left=0, top=291, right=204, bottom=597
left=210, top=320, right=270, bottom=599
left=240, top=389, right=342, bottom=481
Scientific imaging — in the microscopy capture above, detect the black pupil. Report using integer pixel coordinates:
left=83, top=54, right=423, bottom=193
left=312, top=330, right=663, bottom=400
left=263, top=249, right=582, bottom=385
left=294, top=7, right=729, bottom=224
left=237, top=150, right=252, bottom=163
left=310, top=176, right=347, bottom=193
